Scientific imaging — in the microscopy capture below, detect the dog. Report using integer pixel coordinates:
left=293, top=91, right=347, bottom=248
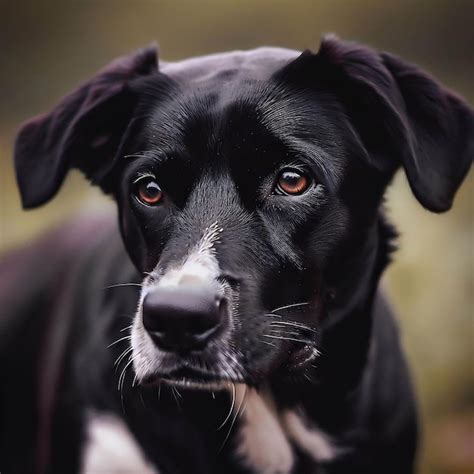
left=0, top=35, right=472, bottom=474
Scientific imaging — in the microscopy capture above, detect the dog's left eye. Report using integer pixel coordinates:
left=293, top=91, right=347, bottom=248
left=274, top=168, right=311, bottom=196
left=134, top=177, right=163, bottom=206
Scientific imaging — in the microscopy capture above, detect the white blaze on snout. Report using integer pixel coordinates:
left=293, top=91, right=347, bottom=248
left=157, top=221, right=223, bottom=289
left=131, top=222, right=224, bottom=382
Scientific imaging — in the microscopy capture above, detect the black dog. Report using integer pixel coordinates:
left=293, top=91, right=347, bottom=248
left=1, top=36, right=472, bottom=474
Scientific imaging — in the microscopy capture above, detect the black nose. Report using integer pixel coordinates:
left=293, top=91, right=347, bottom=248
left=142, top=284, right=226, bottom=353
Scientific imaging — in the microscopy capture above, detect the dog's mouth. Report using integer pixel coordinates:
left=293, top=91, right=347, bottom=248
left=142, top=366, right=236, bottom=390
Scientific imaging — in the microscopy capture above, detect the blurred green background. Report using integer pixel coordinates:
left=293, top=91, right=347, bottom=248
left=1, top=1, right=472, bottom=472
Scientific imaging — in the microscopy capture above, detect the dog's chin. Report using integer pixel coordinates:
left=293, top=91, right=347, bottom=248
left=141, top=367, right=238, bottom=391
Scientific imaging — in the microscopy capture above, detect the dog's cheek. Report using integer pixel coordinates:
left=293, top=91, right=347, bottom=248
left=119, top=209, right=149, bottom=272
left=234, top=315, right=286, bottom=379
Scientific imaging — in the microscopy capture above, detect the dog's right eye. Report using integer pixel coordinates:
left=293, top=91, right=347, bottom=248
left=274, top=168, right=311, bottom=196
left=134, top=177, right=163, bottom=206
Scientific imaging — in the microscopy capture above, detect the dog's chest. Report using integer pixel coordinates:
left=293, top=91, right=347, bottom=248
left=234, top=386, right=336, bottom=474
left=81, top=412, right=158, bottom=474
left=80, top=391, right=336, bottom=474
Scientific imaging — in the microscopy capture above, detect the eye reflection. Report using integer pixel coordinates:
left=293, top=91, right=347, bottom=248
left=134, top=177, right=163, bottom=206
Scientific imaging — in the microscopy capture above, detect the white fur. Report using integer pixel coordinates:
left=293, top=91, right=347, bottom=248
left=131, top=222, right=224, bottom=382
left=157, top=221, right=222, bottom=288
left=282, top=409, right=337, bottom=462
left=81, top=412, right=157, bottom=473
left=235, top=386, right=294, bottom=474
left=235, top=388, right=338, bottom=472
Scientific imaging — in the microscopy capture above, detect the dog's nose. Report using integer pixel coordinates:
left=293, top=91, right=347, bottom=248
left=142, top=285, right=226, bottom=352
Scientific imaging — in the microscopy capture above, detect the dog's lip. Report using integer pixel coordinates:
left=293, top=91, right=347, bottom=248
left=142, top=366, right=231, bottom=389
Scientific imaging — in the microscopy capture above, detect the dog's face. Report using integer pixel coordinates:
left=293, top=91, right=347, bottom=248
left=119, top=72, right=353, bottom=388
left=14, top=38, right=472, bottom=390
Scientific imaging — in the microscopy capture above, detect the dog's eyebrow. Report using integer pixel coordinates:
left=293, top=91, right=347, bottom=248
left=132, top=171, right=156, bottom=184
left=123, top=152, right=151, bottom=160
left=256, top=86, right=345, bottom=190
left=287, top=140, right=344, bottom=191
left=122, top=151, right=169, bottom=164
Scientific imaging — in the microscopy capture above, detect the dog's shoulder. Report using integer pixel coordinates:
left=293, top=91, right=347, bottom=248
left=0, top=212, right=128, bottom=350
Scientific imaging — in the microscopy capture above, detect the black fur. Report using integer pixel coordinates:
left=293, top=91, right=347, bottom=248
left=1, top=36, right=472, bottom=473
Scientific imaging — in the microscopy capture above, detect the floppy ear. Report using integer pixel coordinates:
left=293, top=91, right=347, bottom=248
left=14, top=46, right=158, bottom=209
left=320, top=36, right=474, bottom=212
left=380, top=51, right=473, bottom=211
left=279, top=36, right=473, bottom=212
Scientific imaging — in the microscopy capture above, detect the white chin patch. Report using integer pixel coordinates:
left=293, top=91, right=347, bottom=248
left=81, top=412, right=158, bottom=474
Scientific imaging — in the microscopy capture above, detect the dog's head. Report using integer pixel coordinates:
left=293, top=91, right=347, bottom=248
left=14, top=37, right=472, bottom=390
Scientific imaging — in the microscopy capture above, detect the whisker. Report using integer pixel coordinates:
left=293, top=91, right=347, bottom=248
left=262, top=334, right=311, bottom=345
left=114, top=347, right=133, bottom=369
left=218, top=382, right=235, bottom=430
left=143, top=271, right=159, bottom=278
left=269, top=320, right=317, bottom=334
left=103, top=283, right=143, bottom=290
left=123, top=152, right=152, bottom=160
left=118, top=355, right=136, bottom=412
left=171, top=387, right=181, bottom=410
left=270, top=302, right=310, bottom=314
left=107, top=335, right=132, bottom=349
left=238, top=389, right=249, bottom=420
left=219, top=385, right=247, bottom=453
left=267, top=327, right=301, bottom=337
left=265, top=313, right=282, bottom=318
left=118, top=357, right=134, bottom=391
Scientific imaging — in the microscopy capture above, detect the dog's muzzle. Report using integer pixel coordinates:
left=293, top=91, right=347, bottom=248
left=142, top=283, right=228, bottom=354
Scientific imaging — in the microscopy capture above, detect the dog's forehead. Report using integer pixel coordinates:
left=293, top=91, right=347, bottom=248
left=139, top=58, right=293, bottom=162
left=160, top=47, right=300, bottom=83
left=130, top=47, right=350, bottom=190
left=144, top=47, right=306, bottom=136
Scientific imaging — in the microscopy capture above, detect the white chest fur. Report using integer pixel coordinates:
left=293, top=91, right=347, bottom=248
left=81, top=391, right=335, bottom=474
left=81, top=412, right=158, bottom=474
left=235, top=386, right=337, bottom=474
left=235, top=387, right=294, bottom=474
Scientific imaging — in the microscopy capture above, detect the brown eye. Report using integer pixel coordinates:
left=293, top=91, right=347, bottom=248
left=275, top=169, right=311, bottom=195
left=135, top=177, right=163, bottom=205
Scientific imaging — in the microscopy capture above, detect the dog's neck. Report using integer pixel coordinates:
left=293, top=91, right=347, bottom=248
left=326, top=213, right=394, bottom=327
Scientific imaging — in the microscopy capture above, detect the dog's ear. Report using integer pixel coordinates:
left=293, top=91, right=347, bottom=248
left=279, top=36, right=473, bottom=212
left=379, top=51, right=473, bottom=211
left=14, top=46, right=158, bottom=209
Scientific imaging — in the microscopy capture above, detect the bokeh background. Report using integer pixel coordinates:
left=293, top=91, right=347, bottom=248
left=1, top=1, right=472, bottom=472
